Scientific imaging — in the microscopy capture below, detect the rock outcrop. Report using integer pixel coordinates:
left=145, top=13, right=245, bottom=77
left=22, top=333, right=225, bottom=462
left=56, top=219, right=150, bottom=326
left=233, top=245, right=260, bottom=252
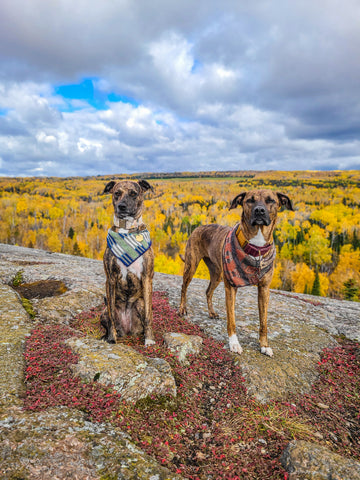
left=0, top=283, right=32, bottom=410
left=1, top=244, right=359, bottom=404
left=0, top=407, right=182, bottom=480
left=163, top=332, right=203, bottom=365
left=0, top=244, right=182, bottom=480
left=0, top=243, right=359, bottom=479
left=155, top=272, right=359, bottom=403
left=281, top=440, right=360, bottom=480
left=66, top=337, right=177, bottom=402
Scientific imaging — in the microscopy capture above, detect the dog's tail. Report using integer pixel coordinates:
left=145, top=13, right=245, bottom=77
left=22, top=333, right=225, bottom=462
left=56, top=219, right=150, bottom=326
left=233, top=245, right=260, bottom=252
left=179, top=254, right=185, bottom=263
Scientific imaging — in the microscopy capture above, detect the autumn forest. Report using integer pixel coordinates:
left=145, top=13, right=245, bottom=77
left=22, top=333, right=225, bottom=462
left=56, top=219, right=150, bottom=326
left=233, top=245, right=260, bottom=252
left=1, top=170, right=359, bottom=301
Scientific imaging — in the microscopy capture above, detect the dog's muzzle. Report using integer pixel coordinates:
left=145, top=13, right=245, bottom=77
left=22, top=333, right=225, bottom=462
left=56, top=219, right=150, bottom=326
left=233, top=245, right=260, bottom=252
left=116, top=202, right=135, bottom=218
left=251, top=203, right=271, bottom=226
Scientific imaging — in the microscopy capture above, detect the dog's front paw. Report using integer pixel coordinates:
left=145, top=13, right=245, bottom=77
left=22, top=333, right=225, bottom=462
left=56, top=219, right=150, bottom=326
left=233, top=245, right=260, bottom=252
left=260, top=346, right=273, bottom=357
left=178, top=305, right=187, bottom=316
left=145, top=338, right=156, bottom=347
left=229, top=334, right=243, bottom=355
left=101, top=334, right=116, bottom=344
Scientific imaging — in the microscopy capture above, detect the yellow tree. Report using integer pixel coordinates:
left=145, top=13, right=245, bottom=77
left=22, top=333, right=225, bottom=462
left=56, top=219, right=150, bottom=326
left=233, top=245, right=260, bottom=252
left=46, top=229, right=62, bottom=253
left=293, top=225, right=332, bottom=268
left=270, top=262, right=283, bottom=290
left=329, top=246, right=360, bottom=298
left=318, top=273, right=329, bottom=297
left=291, top=263, right=315, bottom=294
left=154, top=254, right=184, bottom=276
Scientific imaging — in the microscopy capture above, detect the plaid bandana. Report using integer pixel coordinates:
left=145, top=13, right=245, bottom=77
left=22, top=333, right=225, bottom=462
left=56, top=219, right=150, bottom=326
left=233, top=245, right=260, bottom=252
left=107, top=228, right=151, bottom=267
left=222, top=224, right=276, bottom=288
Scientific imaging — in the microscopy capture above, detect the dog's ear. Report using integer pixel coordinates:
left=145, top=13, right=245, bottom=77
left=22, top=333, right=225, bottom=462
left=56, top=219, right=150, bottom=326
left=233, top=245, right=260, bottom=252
left=277, top=192, right=293, bottom=211
left=229, top=192, right=246, bottom=210
left=138, top=179, right=154, bottom=193
left=103, top=180, right=117, bottom=194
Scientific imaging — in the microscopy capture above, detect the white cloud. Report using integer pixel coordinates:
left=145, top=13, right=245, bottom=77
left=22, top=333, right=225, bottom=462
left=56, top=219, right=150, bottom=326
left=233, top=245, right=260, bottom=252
left=0, top=78, right=359, bottom=177
left=213, top=65, right=237, bottom=80
left=0, top=0, right=359, bottom=175
left=36, top=132, right=56, bottom=144
left=77, top=138, right=103, bottom=156
left=149, top=32, right=195, bottom=80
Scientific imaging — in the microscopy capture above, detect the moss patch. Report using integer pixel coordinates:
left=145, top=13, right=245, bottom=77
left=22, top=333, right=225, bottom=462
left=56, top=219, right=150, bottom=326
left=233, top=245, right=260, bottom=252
left=20, top=297, right=36, bottom=319
left=11, top=270, right=24, bottom=287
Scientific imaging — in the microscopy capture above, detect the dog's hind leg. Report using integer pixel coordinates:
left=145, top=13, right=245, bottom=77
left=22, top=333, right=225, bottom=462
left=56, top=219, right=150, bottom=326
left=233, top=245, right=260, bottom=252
left=103, top=277, right=118, bottom=344
left=178, top=249, right=201, bottom=316
left=100, top=307, right=110, bottom=340
left=203, top=257, right=222, bottom=319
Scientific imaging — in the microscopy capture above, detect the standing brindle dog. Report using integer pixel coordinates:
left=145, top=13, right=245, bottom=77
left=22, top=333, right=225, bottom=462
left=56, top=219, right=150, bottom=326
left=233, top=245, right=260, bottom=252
left=179, top=189, right=293, bottom=357
left=101, top=179, right=155, bottom=346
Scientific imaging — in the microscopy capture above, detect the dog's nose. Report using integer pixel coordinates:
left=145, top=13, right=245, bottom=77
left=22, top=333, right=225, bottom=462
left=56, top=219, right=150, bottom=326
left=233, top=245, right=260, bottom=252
left=254, top=205, right=266, bottom=217
left=117, top=204, right=127, bottom=212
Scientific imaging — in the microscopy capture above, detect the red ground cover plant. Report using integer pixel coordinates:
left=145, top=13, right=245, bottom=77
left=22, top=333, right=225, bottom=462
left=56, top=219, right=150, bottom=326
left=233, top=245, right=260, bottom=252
left=288, top=341, right=360, bottom=459
left=24, top=325, right=121, bottom=422
left=24, top=292, right=360, bottom=479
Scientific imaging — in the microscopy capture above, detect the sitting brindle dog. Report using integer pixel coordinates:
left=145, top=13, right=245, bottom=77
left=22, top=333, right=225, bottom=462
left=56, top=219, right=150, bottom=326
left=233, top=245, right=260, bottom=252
left=179, top=189, right=293, bottom=357
left=101, top=179, right=155, bottom=346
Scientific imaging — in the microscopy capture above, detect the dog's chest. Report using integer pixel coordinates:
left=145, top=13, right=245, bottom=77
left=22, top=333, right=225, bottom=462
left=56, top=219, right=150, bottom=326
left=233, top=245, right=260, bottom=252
left=249, top=228, right=266, bottom=247
left=116, top=256, right=144, bottom=281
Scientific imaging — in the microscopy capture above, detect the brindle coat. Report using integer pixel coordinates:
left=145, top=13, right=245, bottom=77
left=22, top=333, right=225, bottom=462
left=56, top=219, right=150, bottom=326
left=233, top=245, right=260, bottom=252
left=101, top=179, right=155, bottom=346
left=179, top=189, right=293, bottom=357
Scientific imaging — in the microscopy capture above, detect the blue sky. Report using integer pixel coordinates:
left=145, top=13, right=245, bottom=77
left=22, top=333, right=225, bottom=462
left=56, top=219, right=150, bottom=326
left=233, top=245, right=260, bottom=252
left=54, top=79, right=139, bottom=112
left=0, top=0, right=359, bottom=177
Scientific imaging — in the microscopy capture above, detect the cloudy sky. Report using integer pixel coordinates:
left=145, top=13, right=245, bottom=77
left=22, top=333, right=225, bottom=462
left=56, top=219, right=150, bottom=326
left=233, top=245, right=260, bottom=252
left=0, top=0, right=359, bottom=177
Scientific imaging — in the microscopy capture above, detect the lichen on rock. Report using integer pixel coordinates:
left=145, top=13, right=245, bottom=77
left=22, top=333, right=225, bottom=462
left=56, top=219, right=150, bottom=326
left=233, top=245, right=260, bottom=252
left=0, top=283, right=32, bottom=411
left=65, top=337, right=177, bottom=402
left=163, top=332, right=203, bottom=365
left=0, top=407, right=183, bottom=480
left=281, top=440, right=360, bottom=480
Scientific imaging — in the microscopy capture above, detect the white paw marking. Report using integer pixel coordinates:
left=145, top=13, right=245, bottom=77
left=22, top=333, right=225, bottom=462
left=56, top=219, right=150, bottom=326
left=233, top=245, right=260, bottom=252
left=145, top=338, right=156, bottom=347
left=229, top=334, right=243, bottom=354
left=261, top=346, right=273, bottom=357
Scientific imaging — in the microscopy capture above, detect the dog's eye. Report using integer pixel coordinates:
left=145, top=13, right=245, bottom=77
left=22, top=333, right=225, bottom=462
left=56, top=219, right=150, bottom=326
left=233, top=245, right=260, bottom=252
left=246, top=197, right=255, bottom=204
left=266, top=197, right=275, bottom=204
left=129, top=190, right=137, bottom=198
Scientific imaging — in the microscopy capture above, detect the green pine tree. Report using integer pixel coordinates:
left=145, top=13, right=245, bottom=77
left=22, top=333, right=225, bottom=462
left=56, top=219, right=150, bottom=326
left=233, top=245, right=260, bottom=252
left=343, top=279, right=359, bottom=301
left=352, top=231, right=360, bottom=250
left=311, top=270, right=321, bottom=296
left=72, top=241, right=82, bottom=257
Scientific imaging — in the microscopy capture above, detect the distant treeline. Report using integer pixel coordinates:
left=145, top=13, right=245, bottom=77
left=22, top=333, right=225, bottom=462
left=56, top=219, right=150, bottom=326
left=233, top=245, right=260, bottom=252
left=0, top=170, right=359, bottom=301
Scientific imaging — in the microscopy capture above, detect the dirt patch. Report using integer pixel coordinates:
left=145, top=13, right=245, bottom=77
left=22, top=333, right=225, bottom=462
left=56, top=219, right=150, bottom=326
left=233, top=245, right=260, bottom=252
left=14, top=280, right=68, bottom=299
